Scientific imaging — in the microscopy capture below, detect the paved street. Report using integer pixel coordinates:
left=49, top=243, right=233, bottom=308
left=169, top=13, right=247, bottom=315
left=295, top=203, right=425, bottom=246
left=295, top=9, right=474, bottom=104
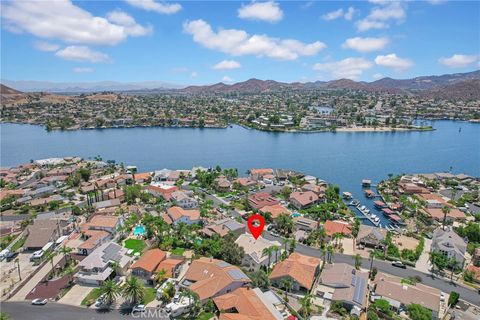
left=1, top=301, right=168, bottom=320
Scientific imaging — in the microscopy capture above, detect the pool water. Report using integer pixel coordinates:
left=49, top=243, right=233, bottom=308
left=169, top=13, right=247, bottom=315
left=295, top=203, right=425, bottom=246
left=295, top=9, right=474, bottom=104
left=133, top=225, right=146, bottom=236
left=291, top=213, right=301, bottom=218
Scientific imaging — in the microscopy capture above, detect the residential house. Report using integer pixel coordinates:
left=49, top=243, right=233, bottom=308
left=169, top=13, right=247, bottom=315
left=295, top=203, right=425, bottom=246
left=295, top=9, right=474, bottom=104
left=156, top=258, right=185, bottom=279
left=372, top=273, right=441, bottom=319
left=259, top=204, right=292, bottom=220
left=24, top=219, right=68, bottom=251
left=233, top=177, right=257, bottom=189
left=248, top=192, right=279, bottom=210
left=431, top=227, right=467, bottom=266
left=133, top=172, right=151, bottom=184
left=200, top=218, right=245, bottom=239
left=180, top=257, right=251, bottom=302
left=171, top=191, right=198, bottom=209
left=289, top=191, right=319, bottom=210
left=293, top=216, right=319, bottom=232
left=356, top=225, right=387, bottom=248
left=75, top=242, right=131, bottom=285
left=235, top=234, right=282, bottom=271
left=146, top=184, right=178, bottom=201
left=92, top=198, right=121, bottom=210
left=163, top=206, right=201, bottom=226
left=316, top=263, right=368, bottom=316
left=269, top=252, right=321, bottom=292
left=301, top=183, right=326, bottom=197
left=213, top=287, right=283, bottom=320
left=323, top=220, right=353, bottom=238
left=249, top=168, right=274, bottom=181
left=214, top=175, right=231, bottom=193
left=153, top=169, right=172, bottom=182
left=130, top=249, right=167, bottom=284
left=424, top=208, right=466, bottom=222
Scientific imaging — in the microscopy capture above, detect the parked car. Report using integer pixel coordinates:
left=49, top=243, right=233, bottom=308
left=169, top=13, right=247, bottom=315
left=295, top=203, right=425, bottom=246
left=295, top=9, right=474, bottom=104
left=5, top=252, right=18, bottom=262
left=173, top=293, right=181, bottom=303
left=391, top=261, right=407, bottom=269
left=132, top=305, right=146, bottom=313
left=32, top=299, right=48, bottom=305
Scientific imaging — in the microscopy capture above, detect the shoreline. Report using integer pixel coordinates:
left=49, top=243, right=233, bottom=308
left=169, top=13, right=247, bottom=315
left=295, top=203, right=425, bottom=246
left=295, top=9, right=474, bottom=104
left=0, top=121, right=436, bottom=133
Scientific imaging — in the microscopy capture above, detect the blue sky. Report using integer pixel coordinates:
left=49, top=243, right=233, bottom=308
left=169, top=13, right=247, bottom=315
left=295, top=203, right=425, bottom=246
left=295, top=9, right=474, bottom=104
left=1, top=0, right=479, bottom=85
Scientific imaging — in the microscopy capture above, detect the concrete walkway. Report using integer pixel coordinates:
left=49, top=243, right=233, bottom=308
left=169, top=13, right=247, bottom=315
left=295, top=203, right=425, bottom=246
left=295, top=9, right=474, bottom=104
left=415, top=238, right=432, bottom=274
left=10, top=254, right=64, bottom=301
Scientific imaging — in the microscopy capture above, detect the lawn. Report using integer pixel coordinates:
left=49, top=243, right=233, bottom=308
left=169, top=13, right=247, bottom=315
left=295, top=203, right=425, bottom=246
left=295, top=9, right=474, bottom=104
left=171, top=248, right=185, bottom=256
left=196, top=312, right=214, bottom=320
left=10, top=236, right=26, bottom=252
left=81, top=288, right=102, bottom=306
left=142, top=287, right=157, bottom=305
left=124, top=239, right=146, bottom=253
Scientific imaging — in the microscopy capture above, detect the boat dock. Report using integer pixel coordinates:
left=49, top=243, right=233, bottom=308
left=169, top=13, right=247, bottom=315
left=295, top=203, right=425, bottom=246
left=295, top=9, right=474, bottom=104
left=348, top=199, right=380, bottom=227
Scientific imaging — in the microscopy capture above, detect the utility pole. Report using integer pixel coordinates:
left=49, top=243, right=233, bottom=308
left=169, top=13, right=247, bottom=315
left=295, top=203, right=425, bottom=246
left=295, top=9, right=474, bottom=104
left=15, top=258, right=21, bottom=281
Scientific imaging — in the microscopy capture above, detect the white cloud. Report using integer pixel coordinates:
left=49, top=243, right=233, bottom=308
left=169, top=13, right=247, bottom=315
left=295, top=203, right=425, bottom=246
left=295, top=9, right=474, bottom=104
left=438, top=54, right=479, bottom=68
left=55, top=46, right=111, bottom=63
left=322, top=7, right=355, bottom=21
left=222, top=76, right=234, bottom=83
left=375, top=53, right=412, bottom=71
left=213, top=60, right=241, bottom=70
left=238, top=1, right=283, bottom=23
left=183, top=19, right=325, bottom=60
left=428, top=0, right=446, bottom=5
left=34, top=41, right=59, bottom=52
left=73, top=67, right=94, bottom=73
left=356, top=19, right=387, bottom=31
left=344, top=7, right=355, bottom=21
left=342, top=37, right=389, bottom=53
left=106, top=10, right=152, bottom=36
left=313, top=57, right=373, bottom=80
left=125, top=0, right=182, bottom=14
left=1, top=0, right=151, bottom=45
left=190, top=71, right=198, bottom=78
left=372, top=73, right=384, bottom=80
left=356, top=1, right=406, bottom=32
left=322, top=8, right=343, bottom=21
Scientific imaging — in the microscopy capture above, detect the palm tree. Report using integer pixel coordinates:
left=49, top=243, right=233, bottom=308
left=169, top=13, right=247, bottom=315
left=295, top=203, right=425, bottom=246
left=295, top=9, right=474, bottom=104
left=100, top=279, right=121, bottom=306
left=262, top=246, right=275, bottom=268
left=300, top=294, right=313, bottom=318
left=449, top=258, right=460, bottom=282
left=326, top=245, right=334, bottom=264
left=46, top=251, right=58, bottom=276
left=277, top=214, right=294, bottom=237
left=272, top=245, right=281, bottom=263
left=64, top=265, right=76, bottom=284
left=442, top=206, right=451, bottom=227
left=59, top=245, right=73, bottom=264
left=122, top=276, right=145, bottom=305
left=109, top=260, right=121, bottom=276
left=354, top=254, right=362, bottom=270
left=155, top=268, right=167, bottom=284
left=279, top=277, right=293, bottom=303
left=180, top=290, right=200, bottom=319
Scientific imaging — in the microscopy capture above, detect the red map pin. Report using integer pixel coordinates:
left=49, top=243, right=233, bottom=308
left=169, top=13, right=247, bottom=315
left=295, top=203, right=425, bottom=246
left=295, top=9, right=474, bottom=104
left=247, top=214, right=265, bottom=240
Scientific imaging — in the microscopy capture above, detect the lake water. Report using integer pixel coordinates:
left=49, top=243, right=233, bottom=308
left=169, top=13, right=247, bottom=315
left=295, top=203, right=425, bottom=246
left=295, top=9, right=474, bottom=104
left=1, top=121, right=479, bottom=227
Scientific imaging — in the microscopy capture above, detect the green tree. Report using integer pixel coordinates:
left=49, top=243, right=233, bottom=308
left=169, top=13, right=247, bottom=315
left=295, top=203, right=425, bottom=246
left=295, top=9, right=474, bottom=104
left=299, top=294, right=313, bottom=318
left=46, top=251, right=58, bottom=276
left=407, top=303, right=432, bottom=320
left=354, top=254, right=362, bottom=270
left=59, top=245, right=73, bottom=264
left=276, top=213, right=294, bottom=236
left=249, top=270, right=270, bottom=290
left=448, top=291, right=460, bottom=307
left=429, top=250, right=448, bottom=275
left=122, top=276, right=145, bottom=305
left=262, top=246, right=275, bottom=268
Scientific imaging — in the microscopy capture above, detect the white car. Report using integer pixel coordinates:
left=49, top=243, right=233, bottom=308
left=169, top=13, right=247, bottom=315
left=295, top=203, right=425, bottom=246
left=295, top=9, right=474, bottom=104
left=132, top=304, right=146, bottom=313
left=32, top=299, right=48, bottom=305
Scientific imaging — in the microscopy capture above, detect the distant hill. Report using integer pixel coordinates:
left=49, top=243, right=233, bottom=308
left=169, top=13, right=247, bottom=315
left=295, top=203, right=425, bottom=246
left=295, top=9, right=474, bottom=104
left=422, top=79, right=480, bottom=100
left=0, top=84, right=22, bottom=94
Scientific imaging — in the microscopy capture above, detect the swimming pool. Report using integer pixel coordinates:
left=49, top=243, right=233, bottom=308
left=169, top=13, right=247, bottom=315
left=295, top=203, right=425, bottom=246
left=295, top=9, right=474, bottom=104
left=291, top=213, right=301, bottom=218
left=133, top=224, right=146, bottom=236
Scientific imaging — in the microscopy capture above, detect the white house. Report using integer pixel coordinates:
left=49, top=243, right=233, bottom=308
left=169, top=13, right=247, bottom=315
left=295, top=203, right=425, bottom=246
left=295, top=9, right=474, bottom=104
left=235, top=234, right=282, bottom=271
left=171, top=191, right=198, bottom=209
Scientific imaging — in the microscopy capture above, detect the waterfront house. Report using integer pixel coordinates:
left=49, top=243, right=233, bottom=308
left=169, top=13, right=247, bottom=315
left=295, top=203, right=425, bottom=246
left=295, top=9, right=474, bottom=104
left=431, top=227, right=466, bottom=266
left=235, top=234, right=282, bottom=271
left=133, top=172, right=152, bottom=184
left=249, top=168, right=274, bottom=181
left=213, top=287, right=283, bottom=320
left=75, top=242, right=131, bottom=285
left=372, top=273, right=441, bottom=319
left=424, top=207, right=466, bottom=222
left=130, top=249, right=167, bottom=284
left=293, top=216, right=318, bottom=232
left=180, top=257, right=251, bottom=303
left=269, top=252, right=321, bottom=293
left=214, top=175, right=231, bottom=192
left=316, top=263, right=368, bottom=316
left=153, top=169, right=172, bottom=182
left=301, top=183, right=326, bottom=197
left=289, top=191, right=319, bottom=209
left=171, top=191, right=198, bottom=209
left=248, top=192, right=279, bottom=210
left=356, top=225, right=387, bottom=248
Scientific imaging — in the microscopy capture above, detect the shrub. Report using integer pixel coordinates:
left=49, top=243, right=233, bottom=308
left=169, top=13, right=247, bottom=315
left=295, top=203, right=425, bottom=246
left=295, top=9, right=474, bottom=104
left=448, top=291, right=459, bottom=307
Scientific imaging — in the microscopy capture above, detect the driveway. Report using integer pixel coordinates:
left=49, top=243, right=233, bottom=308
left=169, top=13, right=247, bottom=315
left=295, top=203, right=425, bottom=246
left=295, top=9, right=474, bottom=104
left=57, top=284, right=93, bottom=306
left=416, top=238, right=432, bottom=274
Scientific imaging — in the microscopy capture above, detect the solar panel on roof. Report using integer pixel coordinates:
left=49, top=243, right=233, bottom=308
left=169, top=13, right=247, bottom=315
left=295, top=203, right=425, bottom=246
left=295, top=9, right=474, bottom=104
left=353, top=277, right=366, bottom=305
left=216, top=261, right=231, bottom=268
left=227, top=269, right=247, bottom=280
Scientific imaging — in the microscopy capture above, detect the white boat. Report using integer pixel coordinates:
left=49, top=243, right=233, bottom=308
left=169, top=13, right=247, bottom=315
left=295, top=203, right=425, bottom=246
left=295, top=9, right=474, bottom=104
left=371, top=214, right=377, bottom=219
left=359, top=205, right=366, bottom=211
